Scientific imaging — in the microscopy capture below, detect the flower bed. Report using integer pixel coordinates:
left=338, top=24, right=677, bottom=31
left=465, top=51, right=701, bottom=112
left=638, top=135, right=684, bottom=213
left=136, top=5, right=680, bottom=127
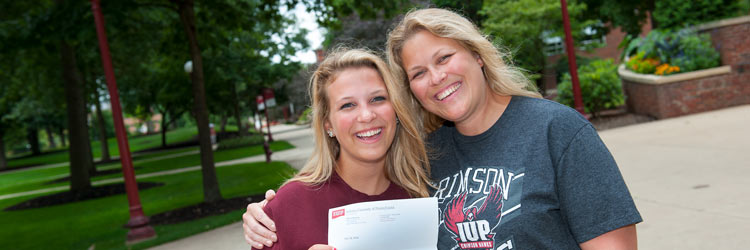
left=619, top=15, right=750, bottom=119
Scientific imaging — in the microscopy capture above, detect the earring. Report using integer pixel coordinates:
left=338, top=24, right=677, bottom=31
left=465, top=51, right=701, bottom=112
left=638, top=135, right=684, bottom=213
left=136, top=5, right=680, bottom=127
left=327, top=130, right=334, bottom=137
left=396, top=117, right=400, bottom=125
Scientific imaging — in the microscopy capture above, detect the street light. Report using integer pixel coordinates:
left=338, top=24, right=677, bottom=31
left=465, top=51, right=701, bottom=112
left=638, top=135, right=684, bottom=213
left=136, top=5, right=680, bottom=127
left=560, top=0, right=586, bottom=117
left=90, top=0, right=156, bottom=244
left=184, top=60, right=193, bottom=74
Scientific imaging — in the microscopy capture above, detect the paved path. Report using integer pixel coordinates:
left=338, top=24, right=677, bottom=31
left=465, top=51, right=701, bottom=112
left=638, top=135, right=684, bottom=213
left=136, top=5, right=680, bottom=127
left=149, top=106, right=748, bottom=249
left=599, top=105, right=750, bottom=249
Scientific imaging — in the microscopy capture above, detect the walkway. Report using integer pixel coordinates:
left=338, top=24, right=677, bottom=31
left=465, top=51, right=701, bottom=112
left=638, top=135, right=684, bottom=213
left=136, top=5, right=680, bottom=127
left=150, top=105, right=750, bottom=250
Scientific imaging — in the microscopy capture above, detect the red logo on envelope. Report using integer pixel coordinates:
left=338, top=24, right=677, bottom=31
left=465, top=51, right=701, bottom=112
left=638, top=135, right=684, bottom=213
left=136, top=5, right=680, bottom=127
left=332, top=209, right=345, bottom=219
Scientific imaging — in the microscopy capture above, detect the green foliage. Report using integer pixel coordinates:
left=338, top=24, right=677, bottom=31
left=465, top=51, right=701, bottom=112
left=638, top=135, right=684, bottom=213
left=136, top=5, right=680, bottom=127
left=433, top=0, right=485, bottom=25
left=481, top=0, right=598, bottom=76
left=654, top=0, right=740, bottom=30
left=626, top=51, right=659, bottom=74
left=579, top=0, right=656, bottom=36
left=304, top=0, right=412, bottom=31
left=741, top=0, right=750, bottom=13
left=556, top=59, right=624, bottom=117
left=671, top=33, right=721, bottom=72
left=296, top=107, right=313, bottom=125
left=554, top=55, right=597, bottom=83
left=624, top=29, right=720, bottom=74
left=216, top=135, right=265, bottom=150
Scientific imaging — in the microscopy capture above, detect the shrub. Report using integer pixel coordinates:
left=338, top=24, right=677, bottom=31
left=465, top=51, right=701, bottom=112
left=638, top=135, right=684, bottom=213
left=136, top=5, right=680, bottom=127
left=217, top=135, right=265, bottom=150
left=671, top=33, right=721, bottom=72
left=295, top=107, right=312, bottom=125
left=654, top=0, right=740, bottom=30
left=557, top=59, right=624, bottom=117
left=554, top=55, right=596, bottom=83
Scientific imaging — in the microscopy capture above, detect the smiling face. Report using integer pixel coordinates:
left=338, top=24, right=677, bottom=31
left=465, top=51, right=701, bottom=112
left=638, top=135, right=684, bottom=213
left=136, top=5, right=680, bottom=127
left=400, top=30, right=490, bottom=126
left=325, top=67, right=397, bottom=166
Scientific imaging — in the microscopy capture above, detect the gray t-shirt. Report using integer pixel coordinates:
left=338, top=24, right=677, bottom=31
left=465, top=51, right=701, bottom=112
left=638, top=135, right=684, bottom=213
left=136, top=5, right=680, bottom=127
left=428, top=96, right=642, bottom=250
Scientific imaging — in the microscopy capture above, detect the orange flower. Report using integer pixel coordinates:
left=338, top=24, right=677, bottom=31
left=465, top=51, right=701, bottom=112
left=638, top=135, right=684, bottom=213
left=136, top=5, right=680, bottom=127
left=655, top=64, right=670, bottom=75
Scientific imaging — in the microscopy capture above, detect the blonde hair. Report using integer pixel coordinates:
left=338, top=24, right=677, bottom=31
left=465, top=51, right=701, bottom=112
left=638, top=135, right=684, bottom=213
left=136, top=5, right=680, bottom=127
left=284, top=48, right=432, bottom=198
left=386, top=8, right=542, bottom=132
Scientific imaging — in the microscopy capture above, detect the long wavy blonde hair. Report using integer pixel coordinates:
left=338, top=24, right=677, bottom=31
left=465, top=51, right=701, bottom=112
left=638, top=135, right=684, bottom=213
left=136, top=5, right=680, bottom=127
left=284, top=48, right=432, bottom=198
left=386, top=8, right=542, bottom=132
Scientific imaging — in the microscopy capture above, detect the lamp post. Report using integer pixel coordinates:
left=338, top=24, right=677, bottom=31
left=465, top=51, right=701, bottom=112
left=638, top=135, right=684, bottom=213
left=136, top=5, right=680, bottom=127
left=262, top=95, right=274, bottom=142
left=90, top=0, right=156, bottom=244
left=255, top=112, right=272, bottom=163
left=560, top=0, right=586, bottom=116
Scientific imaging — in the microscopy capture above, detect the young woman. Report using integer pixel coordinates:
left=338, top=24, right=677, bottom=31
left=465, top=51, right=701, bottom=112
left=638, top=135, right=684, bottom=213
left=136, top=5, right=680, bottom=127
left=245, top=8, right=642, bottom=250
left=244, top=48, right=432, bottom=249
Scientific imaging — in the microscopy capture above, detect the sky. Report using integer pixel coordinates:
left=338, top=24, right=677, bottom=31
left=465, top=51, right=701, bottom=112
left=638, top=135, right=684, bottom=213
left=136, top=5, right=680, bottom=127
left=285, top=2, right=325, bottom=64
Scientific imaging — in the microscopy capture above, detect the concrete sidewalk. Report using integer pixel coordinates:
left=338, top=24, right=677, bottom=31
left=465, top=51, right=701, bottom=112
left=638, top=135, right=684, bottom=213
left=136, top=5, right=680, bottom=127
left=150, top=105, right=750, bottom=250
left=599, top=105, right=750, bottom=249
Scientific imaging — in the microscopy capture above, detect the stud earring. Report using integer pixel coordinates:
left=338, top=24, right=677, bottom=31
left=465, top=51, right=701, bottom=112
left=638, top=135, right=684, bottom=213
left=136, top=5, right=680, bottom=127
left=327, top=130, right=334, bottom=137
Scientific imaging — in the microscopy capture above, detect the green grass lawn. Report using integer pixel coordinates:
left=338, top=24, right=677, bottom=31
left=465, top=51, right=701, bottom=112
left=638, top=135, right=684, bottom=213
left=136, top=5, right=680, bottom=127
left=0, top=161, right=296, bottom=250
left=0, top=141, right=293, bottom=196
left=5, top=127, right=199, bottom=169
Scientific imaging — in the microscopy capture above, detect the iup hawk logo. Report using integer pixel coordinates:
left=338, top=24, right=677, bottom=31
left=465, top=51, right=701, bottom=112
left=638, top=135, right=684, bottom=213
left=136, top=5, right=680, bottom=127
left=443, top=185, right=503, bottom=250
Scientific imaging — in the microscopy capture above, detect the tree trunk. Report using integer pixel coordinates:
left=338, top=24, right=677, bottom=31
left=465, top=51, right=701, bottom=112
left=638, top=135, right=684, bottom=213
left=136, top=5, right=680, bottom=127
left=27, top=127, right=41, bottom=155
left=61, top=40, right=92, bottom=193
left=94, top=94, right=110, bottom=162
left=231, top=83, right=245, bottom=137
left=233, top=102, right=245, bottom=137
left=0, top=129, right=7, bottom=170
left=175, top=0, right=222, bottom=203
left=81, top=74, right=96, bottom=176
left=59, top=126, right=67, bottom=147
left=220, top=115, right=227, bottom=133
left=45, top=126, right=57, bottom=149
left=161, top=111, right=168, bottom=148
left=232, top=84, right=247, bottom=137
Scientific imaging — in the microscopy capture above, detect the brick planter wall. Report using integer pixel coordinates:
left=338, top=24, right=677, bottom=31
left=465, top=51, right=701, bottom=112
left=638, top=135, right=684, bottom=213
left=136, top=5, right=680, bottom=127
left=620, top=16, right=750, bottom=119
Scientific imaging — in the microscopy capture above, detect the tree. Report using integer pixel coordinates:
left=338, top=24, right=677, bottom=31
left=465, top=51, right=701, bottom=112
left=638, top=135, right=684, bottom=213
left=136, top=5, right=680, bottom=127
left=15, top=0, right=99, bottom=192
left=433, top=0, right=485, bottom=25
left=1, top=1, right=69, bottom=170
left=92, top=87, right=111, bottom=162
left=578, top=0, right=655, bottom=36
left=481, top=0, right=595, bottom=88
left=60, top=39, right=94, bottom=191
left=157, top=0, right=307, bottom=202
left=653, top=0, right=741, bottom=30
